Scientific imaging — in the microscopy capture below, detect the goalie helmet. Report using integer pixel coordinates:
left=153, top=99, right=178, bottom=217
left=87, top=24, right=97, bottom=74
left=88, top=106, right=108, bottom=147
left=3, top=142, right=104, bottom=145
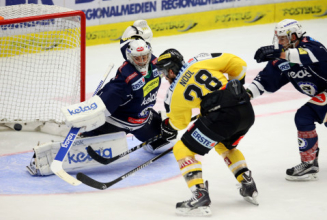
left=126, top=39, right=152, bottom=75
left=156, top=49, right=185, bottom=78
left=273, top=19, right=305, bottom=48
left=122, top=20, right=153, bottom=42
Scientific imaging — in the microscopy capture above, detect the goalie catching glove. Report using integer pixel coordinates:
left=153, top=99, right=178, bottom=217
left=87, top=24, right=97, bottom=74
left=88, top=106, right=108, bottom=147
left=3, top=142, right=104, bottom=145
left=61, top=95, right=107, bottom=132
left=161, top=118, right=178, bottom=141
left=254, top=45, right=282, bottom=63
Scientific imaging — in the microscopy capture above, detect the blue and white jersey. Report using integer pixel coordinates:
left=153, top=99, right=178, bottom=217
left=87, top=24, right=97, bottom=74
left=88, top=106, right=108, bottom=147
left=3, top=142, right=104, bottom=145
left=248, top=36, right=327, bottom=98
left=97, top=55, right=161, bottom=131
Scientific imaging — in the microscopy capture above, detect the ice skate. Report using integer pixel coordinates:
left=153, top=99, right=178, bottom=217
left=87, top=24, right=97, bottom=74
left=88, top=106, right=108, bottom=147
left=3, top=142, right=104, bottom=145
left=286, top=159, right=319, bottom=181
left=176, top=181, right=212, bottom=216
left=239, top=171, right=259, bottom=206
left=26, top=153, right=40, bottom=176
left=286, top=148, right=319, bottom=181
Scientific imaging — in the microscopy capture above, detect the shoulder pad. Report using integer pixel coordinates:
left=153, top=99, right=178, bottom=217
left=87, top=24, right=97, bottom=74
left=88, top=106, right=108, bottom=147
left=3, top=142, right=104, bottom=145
left=118, top=61, right=129, bottom=73
left=151, top=56, right=158, bottom=65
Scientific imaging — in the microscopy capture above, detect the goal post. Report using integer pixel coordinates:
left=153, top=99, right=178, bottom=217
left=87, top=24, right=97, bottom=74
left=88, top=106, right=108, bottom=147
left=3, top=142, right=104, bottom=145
left=0, top=4, right=86, bottom=134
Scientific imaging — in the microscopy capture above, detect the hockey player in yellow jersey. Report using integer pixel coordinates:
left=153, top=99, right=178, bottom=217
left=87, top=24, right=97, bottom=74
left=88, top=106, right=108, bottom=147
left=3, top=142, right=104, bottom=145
left=156, top=49, right=258, bottom=216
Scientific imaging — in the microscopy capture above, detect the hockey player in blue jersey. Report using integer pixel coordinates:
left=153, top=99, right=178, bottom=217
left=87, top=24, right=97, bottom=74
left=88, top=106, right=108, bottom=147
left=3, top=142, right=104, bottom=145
left=247, top=19, right=327, bottom=181
left=63, top=21, right=172, bottom=154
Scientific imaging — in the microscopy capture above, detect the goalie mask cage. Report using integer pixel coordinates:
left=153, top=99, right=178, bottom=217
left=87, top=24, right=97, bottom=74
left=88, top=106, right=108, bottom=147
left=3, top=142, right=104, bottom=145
left=0, top=4, right=86, bottom=125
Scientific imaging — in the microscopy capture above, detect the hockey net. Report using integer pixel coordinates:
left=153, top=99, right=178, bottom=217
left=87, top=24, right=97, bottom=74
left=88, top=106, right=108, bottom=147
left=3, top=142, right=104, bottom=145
left=0, top=4, right=85, bottom=135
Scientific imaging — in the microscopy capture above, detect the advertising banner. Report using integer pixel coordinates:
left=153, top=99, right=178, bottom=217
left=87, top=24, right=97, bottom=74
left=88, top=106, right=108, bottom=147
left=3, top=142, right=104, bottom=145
left=1, top=0, right=309, bottom=26
left=1, top=0, right=325, bottom=46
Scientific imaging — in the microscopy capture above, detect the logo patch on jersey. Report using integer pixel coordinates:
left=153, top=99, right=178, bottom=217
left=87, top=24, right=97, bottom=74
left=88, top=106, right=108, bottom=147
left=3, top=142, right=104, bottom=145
left=298, top=48, right=308, bottom=55
left=138, top=105, right=154, bottom=118
left=272, top=60, right=278, bottom=66
left=142, top=91, right=158, bottom=106
left=125, top=72, right=138, bottom=83
left=278, top=62, right=290, bottom=71
left=298, top=82, right=317, bottom=96
left=289, top=69, right=312, bottom=78
left=302, top=37, right=309, bottom=43
left=191, top=128, right=217, bottom=149
left=309, top=92, right=327, bottom=106
left=128, top=117, right=147, bottom=124
left=194, top=53, right=212, bottom=61
left=298, top=138, right=308, bottom=150
left=152, top=57, right=157, bottom=65
left=152, top=68, right=160, bottom=78
left=179, top=70, right=195, bottom=87
left=132, top=77, right=145, bottom=91
left=143, top=77, right=159, bottom=97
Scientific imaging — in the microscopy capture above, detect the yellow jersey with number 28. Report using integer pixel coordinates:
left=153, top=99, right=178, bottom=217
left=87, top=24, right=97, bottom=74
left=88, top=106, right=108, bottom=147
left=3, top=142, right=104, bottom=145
left=164, top=52, right=247, bottom=130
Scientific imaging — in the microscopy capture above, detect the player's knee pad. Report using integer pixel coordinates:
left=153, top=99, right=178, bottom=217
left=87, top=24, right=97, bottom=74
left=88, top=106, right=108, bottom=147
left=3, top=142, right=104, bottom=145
left=295, top=105, right=317, bottom=131
left=173, top=140, right=196, bottom=161
left=214, top=142, right=229, bottom=155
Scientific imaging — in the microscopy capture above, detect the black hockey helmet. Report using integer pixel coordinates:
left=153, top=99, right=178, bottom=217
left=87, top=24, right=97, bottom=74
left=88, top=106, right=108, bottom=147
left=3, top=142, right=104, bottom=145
left=156, top=49, right=185, bottom=77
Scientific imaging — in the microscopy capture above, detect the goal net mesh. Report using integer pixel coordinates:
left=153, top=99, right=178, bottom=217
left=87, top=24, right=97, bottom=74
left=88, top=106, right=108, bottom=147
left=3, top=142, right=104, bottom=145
left=0, top=4, right=85, bottom=126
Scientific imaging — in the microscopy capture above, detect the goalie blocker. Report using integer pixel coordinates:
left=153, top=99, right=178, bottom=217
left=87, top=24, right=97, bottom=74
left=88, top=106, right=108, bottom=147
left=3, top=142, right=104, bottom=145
left=27, top=132, right=128, bottom=176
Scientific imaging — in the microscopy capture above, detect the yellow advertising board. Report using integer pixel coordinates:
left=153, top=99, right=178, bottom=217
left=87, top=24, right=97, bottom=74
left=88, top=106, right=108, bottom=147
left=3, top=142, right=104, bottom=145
left=85, top=0, right=327, bottom=46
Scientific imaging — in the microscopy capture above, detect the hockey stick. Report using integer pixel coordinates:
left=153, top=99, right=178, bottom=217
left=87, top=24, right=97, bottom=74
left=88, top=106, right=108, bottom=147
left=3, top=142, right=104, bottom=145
left=76, top=147, right=173, bottom=190
left=87, top=134, right=162, bottom=165
left=87, top=115, right=199, bottom=165
left=50, top=63, right=114, bottom=186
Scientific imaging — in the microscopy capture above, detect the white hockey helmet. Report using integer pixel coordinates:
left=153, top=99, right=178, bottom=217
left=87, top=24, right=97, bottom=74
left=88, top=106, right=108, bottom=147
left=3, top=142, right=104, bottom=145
left=122, top=20, right=153, bottom=42
left=273, top=19, right=304, bottom=48
left=126, top=39, right=152, bottom=75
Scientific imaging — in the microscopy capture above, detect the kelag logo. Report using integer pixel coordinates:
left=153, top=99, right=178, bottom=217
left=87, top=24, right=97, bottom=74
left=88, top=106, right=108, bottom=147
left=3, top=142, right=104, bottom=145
left=68, top=147, right=112, bottom=164
left=67, top=103, right=98, bottom=115
left=61, top=133, right=77, bottom=148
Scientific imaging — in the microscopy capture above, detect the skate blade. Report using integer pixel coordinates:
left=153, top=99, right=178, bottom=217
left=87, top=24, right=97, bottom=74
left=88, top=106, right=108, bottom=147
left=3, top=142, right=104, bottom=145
left=243, top=192, right=259, bottom=206
left=26, top=165, right=37, bottom=176
left=285, top=173, right=318, bottom=181
left=176, top=206, right=212, bottom=216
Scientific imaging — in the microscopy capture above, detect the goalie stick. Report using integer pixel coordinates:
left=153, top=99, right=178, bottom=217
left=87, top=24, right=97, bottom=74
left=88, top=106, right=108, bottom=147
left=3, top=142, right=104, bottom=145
left=87, top=115, right=199, bottom=165
left=50, top=63, right=114, bottom=186
left=76, top=147, right=173, bottom=190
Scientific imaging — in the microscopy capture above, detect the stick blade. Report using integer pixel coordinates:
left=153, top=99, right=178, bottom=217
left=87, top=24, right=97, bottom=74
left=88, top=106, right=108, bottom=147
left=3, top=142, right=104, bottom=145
left=51, top=160, right=82, bottom=186
left=76, top=172, right=108, bottom=190
left=87, top=146, right=112, bottom=165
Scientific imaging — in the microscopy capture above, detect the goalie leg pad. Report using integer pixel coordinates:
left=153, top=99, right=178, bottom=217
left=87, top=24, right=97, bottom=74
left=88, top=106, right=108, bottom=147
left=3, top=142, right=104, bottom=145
left=27, top=132, right=128, bottom=176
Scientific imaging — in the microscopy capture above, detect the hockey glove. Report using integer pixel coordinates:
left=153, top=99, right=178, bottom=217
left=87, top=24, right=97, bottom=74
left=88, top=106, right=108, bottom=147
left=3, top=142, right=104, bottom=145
left=161, top=118, right=178, bottom=141
left=254, top=45, right=282, bottom=63
left=61, top=95, right=107, bottom=132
